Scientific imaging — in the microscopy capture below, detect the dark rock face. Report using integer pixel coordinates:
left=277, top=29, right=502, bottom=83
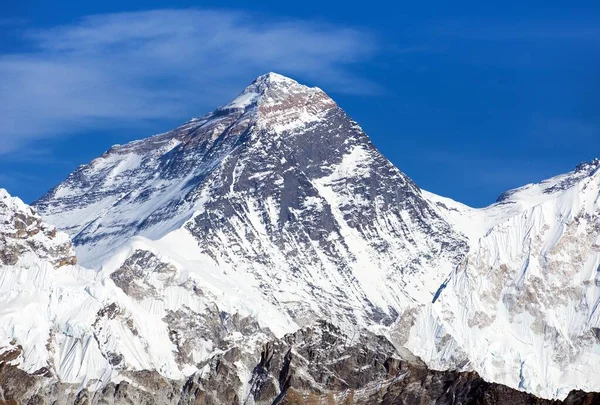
left=248, top=323, right=600, bottom=405
left=245, top=321, right=400, bottom=405
left=110, top=249, right=178, bottom=298
left=363, top=370, right=600, bottom=405
left=182, top=104, right=466, bottom=326
left=2, top=322, right=599, bottom=405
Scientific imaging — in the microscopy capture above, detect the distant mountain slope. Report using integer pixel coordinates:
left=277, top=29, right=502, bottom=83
left=414, top=158, right=600, bottom=399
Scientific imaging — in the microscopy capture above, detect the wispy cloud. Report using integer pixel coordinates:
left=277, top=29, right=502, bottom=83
left=0, top=9, right=380, bottom=154
left=0, top=146, right=75, bottom=165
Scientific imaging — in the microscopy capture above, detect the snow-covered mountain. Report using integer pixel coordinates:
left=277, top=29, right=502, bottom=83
left=410, top=158, right=600, bottom=399
left=35, top=72, right=466, bottom=334
left=1, top=72, right=597, bottom=402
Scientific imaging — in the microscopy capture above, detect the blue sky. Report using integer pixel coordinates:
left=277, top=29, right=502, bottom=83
left=1, top=0, right=599, bottom=207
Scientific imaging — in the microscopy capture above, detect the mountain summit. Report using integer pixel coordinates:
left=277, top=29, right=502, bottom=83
left=36, top=72, right=465, bottom=330
left=26, top=73, right=600, bottom=401
left=206, top=71, right=338, bottom=132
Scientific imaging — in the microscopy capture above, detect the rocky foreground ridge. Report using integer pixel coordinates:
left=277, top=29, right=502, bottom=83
left=2, top=321, right=599, bottom=405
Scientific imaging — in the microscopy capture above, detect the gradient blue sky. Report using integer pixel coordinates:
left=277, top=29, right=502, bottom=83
left=1, top=0, right=599, bottom=207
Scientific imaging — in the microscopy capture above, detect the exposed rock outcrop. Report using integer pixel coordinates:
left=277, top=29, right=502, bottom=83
left=0, top=189, right=76, bottom=267
left=2, top=322, right=599, bottom=405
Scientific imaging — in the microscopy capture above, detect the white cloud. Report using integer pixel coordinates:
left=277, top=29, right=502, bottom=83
left=0, top=9, right=380, bottom=153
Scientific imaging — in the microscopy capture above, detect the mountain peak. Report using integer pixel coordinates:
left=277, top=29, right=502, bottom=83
left=252, top=72, right=298, bottom=86
left=222, top=72, right=323, bottom=111
left=215, top=72, right=336, bottom=133
left=26, top=71, right=600, bottom=400
left=0, top=187, right=30, bottom=216
left=495, top=157, right=600, bottom=204
left=0, top=188, right=11, bottom=200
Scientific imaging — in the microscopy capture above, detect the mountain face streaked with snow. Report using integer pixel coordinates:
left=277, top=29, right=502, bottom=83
left=35, top=73, right=467, bottom=334
left=1, top=73, right=599, bottom=403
